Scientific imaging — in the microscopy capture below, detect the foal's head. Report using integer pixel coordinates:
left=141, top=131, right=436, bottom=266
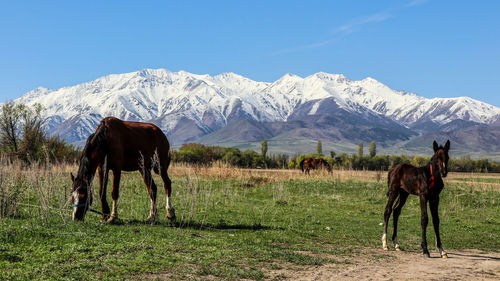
left=433, top=140, right=451, bottom=178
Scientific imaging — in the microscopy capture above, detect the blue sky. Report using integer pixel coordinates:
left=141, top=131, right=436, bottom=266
left=0, top=0, right=499, bottom=106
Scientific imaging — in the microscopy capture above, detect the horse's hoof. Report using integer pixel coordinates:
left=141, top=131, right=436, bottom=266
left=167, top=208, right=176, bottom=220
left=423, top=252, right=431, bottom=258
left=383, top=247, right=389, bottom=251
left=106, top=216, right=116, bottom=223
left=395, top=246, right=402, bottom=251
left=441, top=252, right=448, bottom=259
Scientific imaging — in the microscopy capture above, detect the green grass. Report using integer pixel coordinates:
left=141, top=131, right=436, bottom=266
left=454, top=177, right=500, bottom=184
left=1, top=170, right=499, bottom=280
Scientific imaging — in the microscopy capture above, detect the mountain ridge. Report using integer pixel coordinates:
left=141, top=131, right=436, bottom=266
left=10, top=68, right=500, bottom=155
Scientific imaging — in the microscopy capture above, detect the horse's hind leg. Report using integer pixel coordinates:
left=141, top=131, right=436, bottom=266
left=392, top=190, right=409, bottom=251
left=383, top=187, right=399, bottom=250
left=160, top=168, right=175, bottom=220
left=430, top=196, right=447, bottom=258
left=140, top=168, right=158, bottom=221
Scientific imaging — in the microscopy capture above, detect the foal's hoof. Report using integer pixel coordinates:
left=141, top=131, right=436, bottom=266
left=383, top=247, right=389, bottom=251
left=441, top=252, right=448, bottom=259
left=395, top=245, right=402, bottom=251
left=423, top=252, right=431, bottom=258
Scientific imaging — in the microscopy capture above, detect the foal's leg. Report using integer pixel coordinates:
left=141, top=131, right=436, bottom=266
left=140, top=168, right=158, bottom=221
left=419, top=195, right=430, bottom=257
left=430, top=197, right=448, bottom=258
left=392, top=190, right=409, bottom=251
left=98, top=165, right=110, bottom=221
left=160, top=168, right=175, bottom=220
left=107, top=169, right=121, bottom=223
left=382, top=188, right=399, bottom=250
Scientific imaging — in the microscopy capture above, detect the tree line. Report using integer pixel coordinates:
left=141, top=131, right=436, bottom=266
left=1, top=103, right=498, bottom=173
left=0, top=102, right=80, bottom=164
left=175, top=140, right=500, bottom=173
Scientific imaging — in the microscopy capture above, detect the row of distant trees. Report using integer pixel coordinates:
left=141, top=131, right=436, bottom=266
left=0, top=102, right=80, bottom=164
left=1, top=102, right=498, bottom=173
left=175, top=140, right=500, bottom=173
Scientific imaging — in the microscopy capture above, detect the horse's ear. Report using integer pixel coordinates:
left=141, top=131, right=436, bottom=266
left=70, top=173, right=75, bottom=183
left=433, top=140, right=438, bottom=153
left=444, top=140, right=450, bottom=152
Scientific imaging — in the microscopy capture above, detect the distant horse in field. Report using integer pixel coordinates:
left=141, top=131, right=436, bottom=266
left=299, top=158, right=332, bottom=175
left=383, top=140, right=450, bottom=258
left=70, top=117, right=175, bottom=222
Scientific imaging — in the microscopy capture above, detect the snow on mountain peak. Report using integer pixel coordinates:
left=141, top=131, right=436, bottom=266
left=13, top=69, right=500, bottom=145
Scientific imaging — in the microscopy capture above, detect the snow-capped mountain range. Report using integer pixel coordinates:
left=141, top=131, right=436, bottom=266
left=13, top=68, right=500, bottom=148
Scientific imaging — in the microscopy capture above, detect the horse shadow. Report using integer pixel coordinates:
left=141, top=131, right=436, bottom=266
left=115, top=218, right=279, bottom=231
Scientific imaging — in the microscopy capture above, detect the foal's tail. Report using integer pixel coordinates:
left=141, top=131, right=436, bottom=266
left=299, top=158, right=305, bottom=172
left=386, top=165, right=399, bottom=197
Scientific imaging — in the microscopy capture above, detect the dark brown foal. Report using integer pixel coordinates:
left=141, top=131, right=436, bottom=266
left=383, top=140, right=450, bottom=258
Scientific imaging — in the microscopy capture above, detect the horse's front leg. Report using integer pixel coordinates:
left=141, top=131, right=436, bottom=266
left=392, top=191, right=409, bottom=251
left=107, top=169, right=121, bottom=223
left=430, top=196, right=447, bottom=258
left=98, top=165, right=110, bottom=221
left=419, top=195, right=430, bottom=257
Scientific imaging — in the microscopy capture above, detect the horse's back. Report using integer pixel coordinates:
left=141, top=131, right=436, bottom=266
left=102, top=117, right=170, bottom=170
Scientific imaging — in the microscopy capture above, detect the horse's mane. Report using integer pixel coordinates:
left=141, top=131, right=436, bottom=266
left=77, top=120, right=109, bottom=181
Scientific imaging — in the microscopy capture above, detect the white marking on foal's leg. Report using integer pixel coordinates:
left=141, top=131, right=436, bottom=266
left=394, top=237, right=401, bottom=251
left=382, top=233, right=388, bottom=250
left=436, top=240, right=448, bottom=258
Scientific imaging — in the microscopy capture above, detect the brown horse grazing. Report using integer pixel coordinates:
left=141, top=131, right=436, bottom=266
left=70, top=117, right=175, bottom=222
left=300, top=158, right=332, bottom=175
left=383, top=140, right=450, bottom=258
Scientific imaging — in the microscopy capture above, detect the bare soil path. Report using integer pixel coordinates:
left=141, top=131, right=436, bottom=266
left=268, top=249, right=500, bottom=280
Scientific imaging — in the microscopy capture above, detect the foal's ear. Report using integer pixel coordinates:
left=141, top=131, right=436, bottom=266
left=433, top=140, right=439, bottom=153
left=444, top=140, right=450, bottom=151
left=70, top=172, right=75, bottom=183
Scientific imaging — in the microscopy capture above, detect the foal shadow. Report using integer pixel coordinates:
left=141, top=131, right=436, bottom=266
left=447, top=252, right=500, bottom=261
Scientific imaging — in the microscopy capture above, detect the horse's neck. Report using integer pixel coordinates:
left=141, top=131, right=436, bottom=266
left=79, top=155, right=99, bottom=182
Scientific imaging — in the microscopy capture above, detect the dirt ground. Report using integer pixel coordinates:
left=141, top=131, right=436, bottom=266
left=268, top=249, right=500, bottom=281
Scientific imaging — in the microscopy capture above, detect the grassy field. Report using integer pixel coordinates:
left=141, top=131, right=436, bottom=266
left=0, top=163, right=499, bottom=280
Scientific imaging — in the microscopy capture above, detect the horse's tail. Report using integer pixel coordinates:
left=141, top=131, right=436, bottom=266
left=299, top=158, right=305, bottom=172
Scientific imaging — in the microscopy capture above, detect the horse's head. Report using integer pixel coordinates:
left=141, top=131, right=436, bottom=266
left=70, top=158, right=94, bottom=221
left=321, top=159, right=332, bottom=173
left=433, top=140, right=450, bottom=178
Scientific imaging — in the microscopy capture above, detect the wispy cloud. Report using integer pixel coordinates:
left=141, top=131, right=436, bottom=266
left=273, top=1, right=430, bottom=56
left=333, top=13, right=391, bottom=35
left=272, top=12, right=390, bottom=55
